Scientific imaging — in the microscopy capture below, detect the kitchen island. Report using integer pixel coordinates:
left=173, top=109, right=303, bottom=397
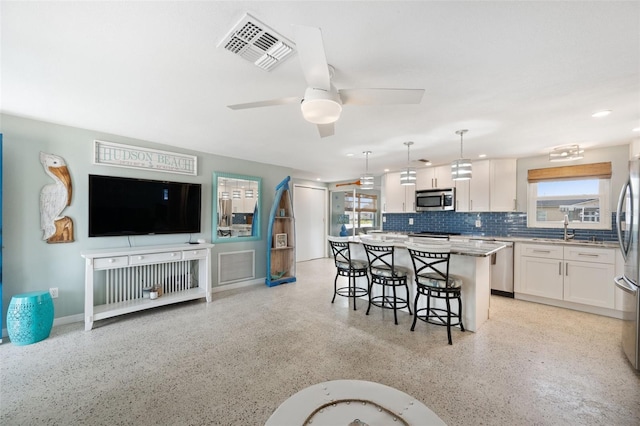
left=350, top=235, right=506, bottom=332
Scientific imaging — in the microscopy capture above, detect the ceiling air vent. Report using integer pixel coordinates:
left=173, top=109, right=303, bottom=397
left=218, top=13, right=295, bottom=71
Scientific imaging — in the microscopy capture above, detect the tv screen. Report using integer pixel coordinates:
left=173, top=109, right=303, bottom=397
left=89, top=175, right=202, bottom=237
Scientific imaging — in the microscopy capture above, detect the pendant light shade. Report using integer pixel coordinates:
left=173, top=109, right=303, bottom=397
left=400, top=141, right=417, bottom=185
left=360, top=151, right=374, bottom=190
left=451, top=129, right=472, bottom=181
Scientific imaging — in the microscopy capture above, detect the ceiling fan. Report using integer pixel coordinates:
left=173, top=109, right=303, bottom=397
left=227, top=25, right=426, bottom=138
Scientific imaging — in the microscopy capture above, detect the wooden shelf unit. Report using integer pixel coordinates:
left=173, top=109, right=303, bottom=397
left=266, top=176, right=296, bottom=287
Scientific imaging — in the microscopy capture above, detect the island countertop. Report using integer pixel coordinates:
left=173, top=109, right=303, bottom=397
left=354, top=235, right=507, bottom=257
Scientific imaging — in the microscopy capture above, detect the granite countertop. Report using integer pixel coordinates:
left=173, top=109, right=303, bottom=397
left=372, top=231, right=618, bottom=249
left=450, top=235, right=619, bottom=249
left=355, top=236, right=506, bottom=258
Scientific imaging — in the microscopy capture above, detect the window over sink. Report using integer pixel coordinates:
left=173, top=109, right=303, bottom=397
left=527, top=162, right=611, bottom=230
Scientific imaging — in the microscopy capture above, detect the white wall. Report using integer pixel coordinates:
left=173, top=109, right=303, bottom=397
left=1, top=113, right=299, bottom=320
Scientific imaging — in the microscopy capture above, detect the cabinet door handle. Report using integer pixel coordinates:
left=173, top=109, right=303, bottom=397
left=565, top=262, right=569, bottom=276
left=577, top=253, right=599, bottom=257
left=435, top=178, right=438, bottom=188
left=558, top=261, right=562, bottom=275
left=513, top=199, right=517, bottom=211
left=533, top=250, right=551, bottom=254
left=470, top=200, right=473, bottom=210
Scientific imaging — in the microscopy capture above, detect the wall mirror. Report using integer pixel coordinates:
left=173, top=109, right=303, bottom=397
left=212, top=172, right=262, bottom=243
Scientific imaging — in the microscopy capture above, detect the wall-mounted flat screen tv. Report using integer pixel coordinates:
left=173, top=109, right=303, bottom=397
left=89, top=174, right=202, bottom=237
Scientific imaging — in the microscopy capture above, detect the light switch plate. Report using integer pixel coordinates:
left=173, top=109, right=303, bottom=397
left=409, top=218, right=414, bottom=225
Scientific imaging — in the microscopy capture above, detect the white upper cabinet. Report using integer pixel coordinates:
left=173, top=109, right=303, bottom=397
left=490, top=159, right=517, bottom=211
left=455, top=159, right=517, bottom=212
left=383, top=172, right=416, bottom=213
left=417, top=165, right=454, bottom=190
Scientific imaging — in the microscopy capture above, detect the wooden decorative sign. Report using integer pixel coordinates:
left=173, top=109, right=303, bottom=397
left=93, top=140, right=198, bottom=176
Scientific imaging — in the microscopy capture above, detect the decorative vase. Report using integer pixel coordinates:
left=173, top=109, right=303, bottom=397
left=340, top=224, right=348, bottom=236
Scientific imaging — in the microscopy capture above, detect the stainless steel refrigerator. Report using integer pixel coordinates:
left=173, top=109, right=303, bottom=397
left=614, top=160, right=640, bottom=370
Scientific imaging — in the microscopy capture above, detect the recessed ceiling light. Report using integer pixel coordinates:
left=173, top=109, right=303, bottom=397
left=316, top=178, right=321, bottom=181
left=478, top=154, right=487, bottom=158
left=633, top=127, right=640, bottom=132
left=346, top=153, right=354, bottom=157
left=384, top=168, right=390, bottom=172
left=592, top=110, right=612, bottom=118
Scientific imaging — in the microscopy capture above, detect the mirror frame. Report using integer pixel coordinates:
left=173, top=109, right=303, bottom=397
left=212, top=172, right=262, bottom=243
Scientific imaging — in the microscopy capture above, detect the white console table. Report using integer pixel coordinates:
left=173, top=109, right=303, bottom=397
left=81, top=243, right=214, bottom=331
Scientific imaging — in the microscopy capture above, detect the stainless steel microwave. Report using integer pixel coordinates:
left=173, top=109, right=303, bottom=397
left=415, top=188, right=455, bottom=211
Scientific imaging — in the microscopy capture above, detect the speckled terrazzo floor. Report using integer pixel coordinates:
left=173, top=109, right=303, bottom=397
left=1, top=257, right=639, bottom=425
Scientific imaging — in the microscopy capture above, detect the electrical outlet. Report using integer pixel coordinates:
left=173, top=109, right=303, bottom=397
left=383, top=216, right=386, bottom=223
left=49, top=288, right=59, bottom=298
left=409, top=218, right=414, bottom=225
left=475, top=220, right=482, bottom=228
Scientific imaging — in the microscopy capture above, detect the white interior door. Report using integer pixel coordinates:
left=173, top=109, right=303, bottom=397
left=294, top=185, right=327, bottom=261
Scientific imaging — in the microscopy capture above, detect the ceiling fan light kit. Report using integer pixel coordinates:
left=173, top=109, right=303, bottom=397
left=300, top=87, right=343, bottom=124
left=549, top=144, right=584, bottom=162
left=452, top=129, right=472, bottom=181
left=361, top=151, right=374, bottom=190
left=227, top=23, right=425, bottom=138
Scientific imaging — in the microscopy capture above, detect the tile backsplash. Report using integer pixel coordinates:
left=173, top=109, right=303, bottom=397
left=382, top=211, right=619, bottom=242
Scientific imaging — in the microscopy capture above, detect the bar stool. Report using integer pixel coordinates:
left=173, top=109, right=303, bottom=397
left=327, top=236, right=369, bottom=310
left=406, top=243, right=465, bottom=345
left=362, top=240, right=412, bottom=325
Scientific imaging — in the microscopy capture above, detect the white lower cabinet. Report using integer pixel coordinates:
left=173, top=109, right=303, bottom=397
left=515, top=243, right=616, bottom=311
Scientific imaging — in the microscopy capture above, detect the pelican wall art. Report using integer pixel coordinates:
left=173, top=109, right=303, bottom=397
left=40, top=152, right=74, bottom=243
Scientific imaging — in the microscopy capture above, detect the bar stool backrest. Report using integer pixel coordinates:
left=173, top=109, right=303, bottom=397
left=406, top=243, right=452, bottom=282
left=327, top=235, right=353, bottom=268
left=362, top=240, right=399, bottom=276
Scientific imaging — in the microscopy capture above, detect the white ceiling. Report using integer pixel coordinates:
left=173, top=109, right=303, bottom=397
left=2, top=1, right=639, bottom=182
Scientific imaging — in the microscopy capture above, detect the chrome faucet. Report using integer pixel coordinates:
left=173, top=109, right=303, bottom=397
left=563, top=215, right=574, bottom=241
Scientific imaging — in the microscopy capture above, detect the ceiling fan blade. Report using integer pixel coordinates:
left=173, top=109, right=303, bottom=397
left=292, top=25, right=331, bottom=90
left=317, top=123, right=335, bottom=138
left=227, top=96, right=300, bottom=110
left=339, top=88, right=425, bottom=106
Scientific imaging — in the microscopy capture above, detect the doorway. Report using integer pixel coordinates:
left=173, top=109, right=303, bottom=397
left=294, top=185, right=327, bottom=261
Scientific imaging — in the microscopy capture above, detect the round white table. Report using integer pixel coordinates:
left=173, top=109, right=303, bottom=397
left=265, top=380, right=446, bottom=425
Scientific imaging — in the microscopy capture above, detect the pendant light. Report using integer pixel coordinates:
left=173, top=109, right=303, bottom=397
left=232, top=179, right=241, bottom=199
left=245, top=181, right=254, bottom=198
left=360, top=151, right=374, bottom=190
left=400, top=141, right=416, bottom=185
left=451, top=129, right=472, bottom=181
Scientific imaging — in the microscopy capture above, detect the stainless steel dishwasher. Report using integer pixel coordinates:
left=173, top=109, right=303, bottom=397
left=489, top=241, right=514, bottom=297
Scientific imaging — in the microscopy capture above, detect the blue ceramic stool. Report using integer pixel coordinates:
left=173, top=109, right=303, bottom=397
left=6, top=291, right=54, bottom=345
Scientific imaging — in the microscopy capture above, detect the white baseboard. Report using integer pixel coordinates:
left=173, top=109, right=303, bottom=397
left=1, top=313, right=84, bottom=340
left=1, top=279, right=264, bottom=340
left=211, top=277, right=263, bottom=293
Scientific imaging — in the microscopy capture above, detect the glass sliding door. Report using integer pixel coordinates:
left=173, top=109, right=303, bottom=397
left=330, top=187, right=381, bottom=237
